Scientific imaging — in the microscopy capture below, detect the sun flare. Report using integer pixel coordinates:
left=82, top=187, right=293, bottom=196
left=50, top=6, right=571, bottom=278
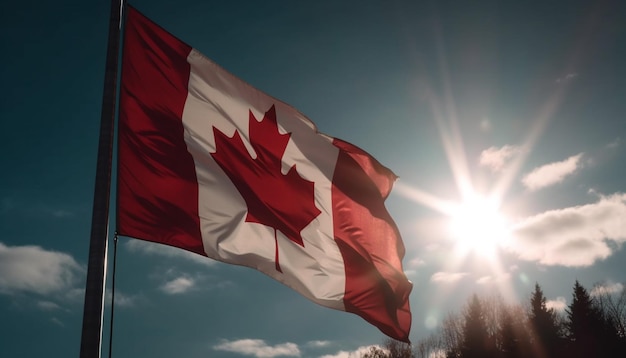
left=448, top=193, right=510, bottom=258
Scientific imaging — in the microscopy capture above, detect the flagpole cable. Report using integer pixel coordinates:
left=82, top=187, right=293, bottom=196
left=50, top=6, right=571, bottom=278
left=79, top=1, right=124, bottom=357
left=108, top=233, right=119, bottom=358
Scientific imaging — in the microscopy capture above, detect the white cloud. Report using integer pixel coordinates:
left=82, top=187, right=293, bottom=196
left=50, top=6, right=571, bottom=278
left=305, top=340, right=331, bottom=348
left=213, top=339, right=300, bottom=358
left=606, top=137, right=621, bottom=149
left=37, top=300, right=61, bottom=311
left=408, top=257, right=426, bottom=268
left=405, top=257, right=426, bottom=277
left=430, top=272, right=468, bottom=283
left=320, top=345, right=383, bottom=358
left=555, top=72, right=579, bottom=83
left=125, top=239, right=216, bottom=266
left=160, top=276, right=195, bottom=295
left=51, top=317, right=65, bottom=327
left=0, top=242, right=83, bottom=295
left=591, top=282, right=624, bottom=296
left=522, top=153, right=583, bottom=191
left=546, top=296, right=567, bottom=311
left=507, top=193, right=626, bottom=266
left=480, top=118, right=491, bottom=132
left=479, top=145, right=523, bottom=172
left=115, top=292, right=137, bottom=307
left=65, top=288, right=85, bottom=302
left=105, top=289, right=137, bottom=307
left=476, top=273, right=511, bottom=285
left=153, top=268, right=233, bottom=294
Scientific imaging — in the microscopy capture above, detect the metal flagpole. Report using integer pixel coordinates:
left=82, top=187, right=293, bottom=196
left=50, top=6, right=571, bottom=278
left=80, top=0, right=124, bottom=357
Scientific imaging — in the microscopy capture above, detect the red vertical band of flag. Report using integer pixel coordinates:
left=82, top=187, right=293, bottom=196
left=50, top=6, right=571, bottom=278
left=117, top=8, right=203, bottom=255
left=117, top=6, right=412, bottom=342
left=332, top=139, right=412, bottom=341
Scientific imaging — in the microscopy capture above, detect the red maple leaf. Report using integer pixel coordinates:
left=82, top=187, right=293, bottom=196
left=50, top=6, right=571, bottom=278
left=211, top=105, right=321, bottom=272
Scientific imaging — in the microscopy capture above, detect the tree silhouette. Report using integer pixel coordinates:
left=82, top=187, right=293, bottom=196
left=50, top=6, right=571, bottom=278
left=361, top=346, right=389, bottom=358
left=499, top=307, right=520, bottom=358
left=415, top=294, right=530, bottom=358
left=439, top=311, right=464, bottom=357
left=528, top=283, right=561, bottom=357
left=411, top=281, right=626, bottom=358
left=589, top=282, right=626, bottom=355
left=383, top=338, right=414, bottom=358
left=361, top=339, right=414, bottom=358
left=565, top=280, right=615, bottom=357
left=593, top=282, right=626, bottom=341
left=460, top=294, right=495, bottom=358
left=499, top=305, right=532, bottom=358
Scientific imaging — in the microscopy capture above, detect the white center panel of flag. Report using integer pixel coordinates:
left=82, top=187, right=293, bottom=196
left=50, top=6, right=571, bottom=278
left=181, top=49, right=346, bottom=310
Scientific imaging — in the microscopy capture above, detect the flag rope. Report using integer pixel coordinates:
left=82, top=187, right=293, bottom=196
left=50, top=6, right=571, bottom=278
left=107, top=234, right=119, bottom=358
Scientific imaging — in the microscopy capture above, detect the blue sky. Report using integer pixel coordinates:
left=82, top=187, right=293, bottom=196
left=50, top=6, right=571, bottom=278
left=1, top=0, right=625, bottom=357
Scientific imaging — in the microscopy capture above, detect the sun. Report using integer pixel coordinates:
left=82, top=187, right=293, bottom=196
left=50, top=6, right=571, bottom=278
left=447, top=193, right=510, bottom=258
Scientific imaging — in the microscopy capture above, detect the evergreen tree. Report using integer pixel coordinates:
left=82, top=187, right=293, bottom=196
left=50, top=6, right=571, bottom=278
left=499, top=308, right=520, bottom=358
left=593, top=282, right=626, bottom=354
left=565, top=280, right=612, bottom=357
left=528, top=283, right=561, bottom=357
left=413, top=285, right=626, bottom=358
left=460, top=294, right=495, bottom=358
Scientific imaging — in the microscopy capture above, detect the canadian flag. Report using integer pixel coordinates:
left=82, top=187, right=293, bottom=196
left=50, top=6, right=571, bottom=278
left=117, top=6, right=412, bottom=342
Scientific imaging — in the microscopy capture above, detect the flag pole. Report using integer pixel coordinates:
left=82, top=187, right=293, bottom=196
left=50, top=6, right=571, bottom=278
left=80, top=0, right=124, bottom=357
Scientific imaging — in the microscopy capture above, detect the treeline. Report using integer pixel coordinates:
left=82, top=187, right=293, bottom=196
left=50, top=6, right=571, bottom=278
left=362, top=281, right=626, bottom=358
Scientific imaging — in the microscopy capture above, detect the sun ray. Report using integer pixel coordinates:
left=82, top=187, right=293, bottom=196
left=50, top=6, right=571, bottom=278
left=393, top=0, right=613, bottom=321
left=490, top=89, right=566, bottom=201
left=393, top=182, right=456, bottom=216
